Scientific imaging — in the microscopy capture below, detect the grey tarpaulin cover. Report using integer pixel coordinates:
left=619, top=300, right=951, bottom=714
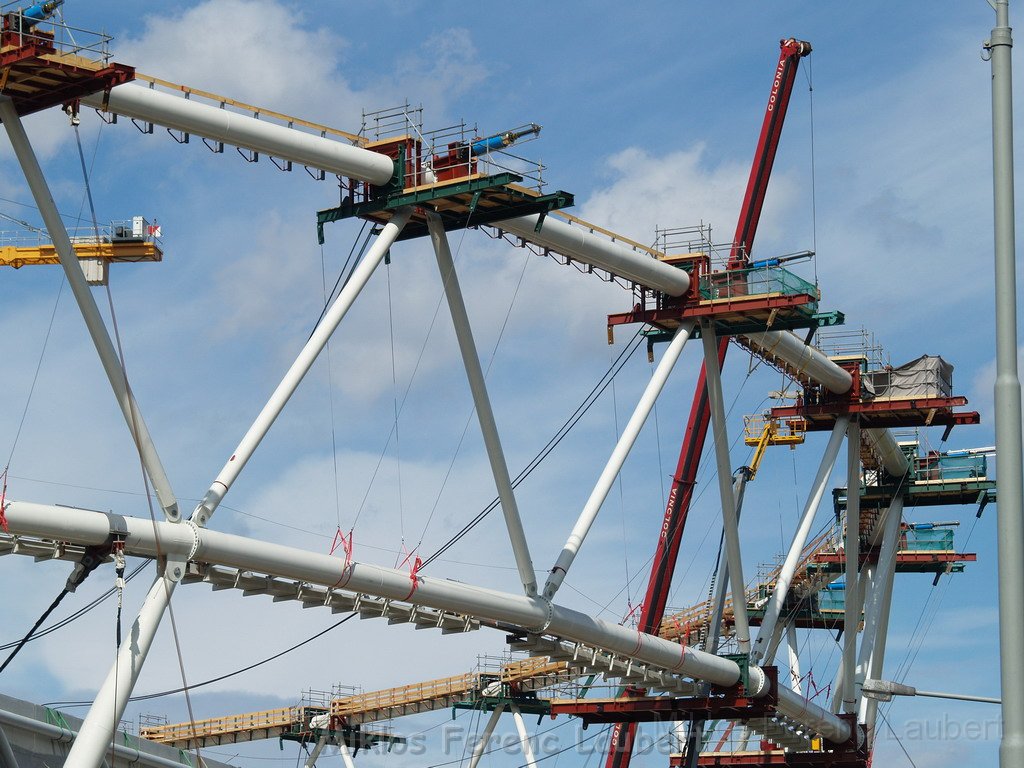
left=864, top=355, right=953, bottom=399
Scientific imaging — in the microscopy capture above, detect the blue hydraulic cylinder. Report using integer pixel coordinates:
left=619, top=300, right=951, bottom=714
left=19, top=0, right=62, bottom=27
left=470, top=135, right=508, bottom=155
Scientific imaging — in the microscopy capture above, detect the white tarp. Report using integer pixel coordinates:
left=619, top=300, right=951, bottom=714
left=864, top=355, right=953, bottom=400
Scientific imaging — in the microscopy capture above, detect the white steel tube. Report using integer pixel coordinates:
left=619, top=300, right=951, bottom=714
left=842, top=420, right=861, bottom=713
left=467, top=704, right=504, bottom=768
left=786, top=625, right=803, bottom=695
left=192, top=208, right=412, bottom=526
left=750, top=417, right=849, bottom=664
left=4, top=500, right=738, bottom=687
left=741, top=331, right=852, bottom=394
left=63, top=573, right=177, bottom=768
left=510, top=703, right=537, bottom=768
left=863, top=428, right=910, bottom=477
left=337, top=736, right=357, bottom=768
left=700, top=322, right=751, bottom=653
left=2, top=499, right=852, bottom=743
left=857, top=497, right=902, bottom=731
left=427, top=213, right=537, bottom=596
left=0, top=96, right=179, bottom=523
left=80, top=85, right=394, bottom=185
left=543, top=320, right=696, bottom=600
left=496, top=214, right=690, bottom=296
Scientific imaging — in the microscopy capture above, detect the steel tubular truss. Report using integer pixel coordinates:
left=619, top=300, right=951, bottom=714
left=0, top=19, right=991, bottom=768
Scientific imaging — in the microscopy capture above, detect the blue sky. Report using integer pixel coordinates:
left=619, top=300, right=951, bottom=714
left=0, top=2, right=1017, bottom=767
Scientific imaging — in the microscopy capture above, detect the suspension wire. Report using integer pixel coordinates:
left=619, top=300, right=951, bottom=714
left=3, top=275, right=64, bottom=476
left=0, top=562, right=149, bottom=650
left=803, top=55, right=818, bottom=285
left=319, top=243, right=343, bottom=529
left=44, top=613, right=358, bottom=708
left=385, top=258, right=406, bottom=550
left=610, top=345, right=632, bottom=608
left=0, top=589, right=70, bottom=674
left=414, top=247, right=532, bottom=551
left=74, top=125, right=205, bottom=764
left=308, top=221, right=371, bottom=339
left=422, top=328, right=645, bottom=568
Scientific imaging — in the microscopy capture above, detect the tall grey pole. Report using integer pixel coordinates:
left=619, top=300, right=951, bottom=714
left=987, top=3, right=1024, bottom=766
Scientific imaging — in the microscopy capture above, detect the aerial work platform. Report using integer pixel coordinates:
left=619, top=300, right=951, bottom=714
left=0, top=10, right=132, bottom=117
left=608, top=256, right=842, bottom=341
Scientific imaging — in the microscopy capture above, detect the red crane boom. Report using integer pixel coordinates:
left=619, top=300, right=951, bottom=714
left=603, top=38, right=812, bottom=768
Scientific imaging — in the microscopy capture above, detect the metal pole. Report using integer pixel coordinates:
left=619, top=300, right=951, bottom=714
left=426, top=213, right=537, bottom=596
left=191, top=208, right=412, bottom=526
left=700, top=322, right=751, bottom=653
left=987, top=3, right=1024, bottom=765
left=337, top=736, right=357, bottom=768
left=0, top=96, right=179, bottom=522
left=750, top=417, right=849, bottom=664
left=842, top=419, right=861, bottom=713
left=510, top=702, right=538, bottom=768
left=467, top=705, right=504, bottom=768
left=544, top=320, right=696, bottom=600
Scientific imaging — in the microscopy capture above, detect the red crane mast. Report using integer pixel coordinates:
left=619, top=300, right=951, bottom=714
left=603, top=38, right=812, bottom=768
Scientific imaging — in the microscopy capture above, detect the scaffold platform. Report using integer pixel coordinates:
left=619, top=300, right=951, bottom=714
left=0, top=22, right=132, bottom=117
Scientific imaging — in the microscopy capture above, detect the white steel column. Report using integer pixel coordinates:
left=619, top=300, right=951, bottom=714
left=0, top=96, right=179, bottom=522
left=786, top=625, right=803, bottom=695
left=857, top=497, right=903, bottom=731
left=426, top=213, right=537, bottom=596
left=700, top=321, right=751, bottom=653
left=467, top=705, right=504, bottom=768
left=63, top=572, right=175, bottom=768
left=337, top=737, right=357, bottom=768
left=544, top=320, right=696, bottom=600
left=192, top=207, right=412, bottom=526
left=750, top=417, right=849, bottom=664
left=509, top=703, right=538, bottom=768
left=842, top=419, right=861, bottom=713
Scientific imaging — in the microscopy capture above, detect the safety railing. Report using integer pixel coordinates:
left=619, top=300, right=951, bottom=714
left=140, top=706, right=301, bottom=743
left=0, top=217, right=161, bottom=248
left=1, top=4, right=113, bottom=62
left=699, top=264, right=818, bottom=305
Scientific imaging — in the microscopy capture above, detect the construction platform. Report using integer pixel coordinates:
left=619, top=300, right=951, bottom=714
left=317, top=171, right=572, bottom=243
left=0, top=21, right=133, bottom=117
left=608, top=260, right=842, bottom=340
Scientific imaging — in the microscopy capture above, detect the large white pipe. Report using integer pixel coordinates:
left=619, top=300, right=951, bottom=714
left=496, top=214, right=690, bottom=296
left=750, top=417, right=850, bottom=664
left=80, top=84, right=395, bottom=185
left=427, top=213, right=536, bottom=596
left=543, top=320, right=695, bottom=600
left=741, top=331, right=853, bottom=395
left=864, top=428, right=910, bottom=477
left=3, top=500, right=852, bottom=743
